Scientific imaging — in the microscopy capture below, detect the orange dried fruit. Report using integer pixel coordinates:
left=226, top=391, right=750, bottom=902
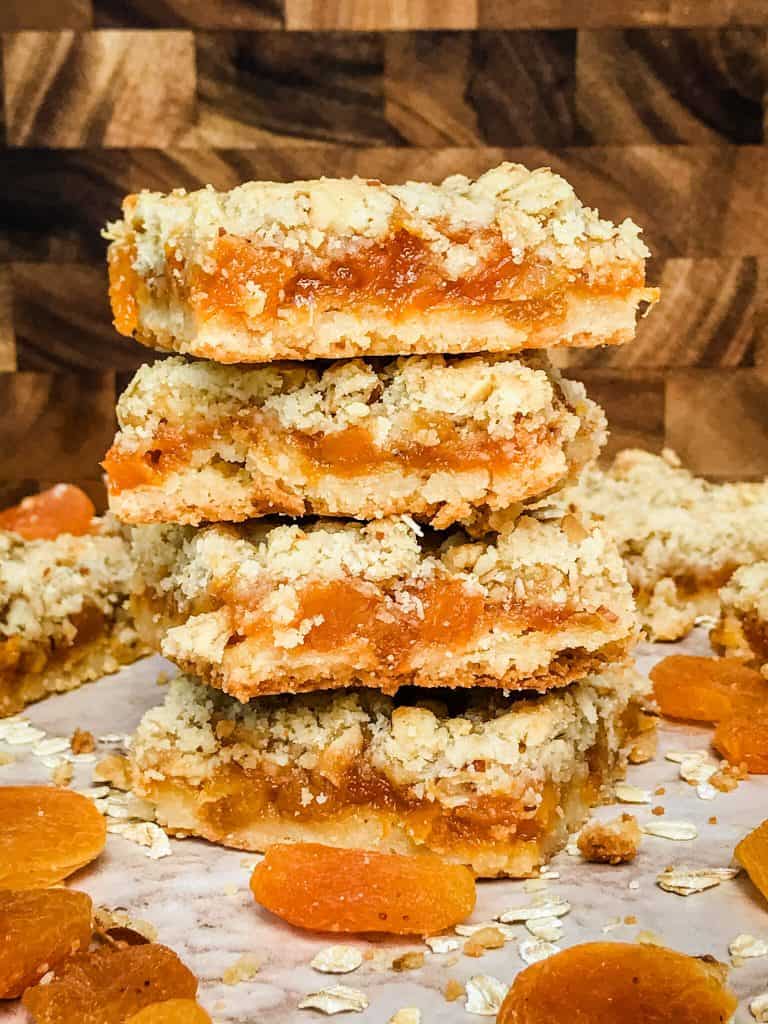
left=735, top=818, right=768, bottom=904
left=0, top=888, right=93, bottom=999
left=22, top=943, right=198, bottom=1023
left=497, top=941, right=737, bottom=1024
left=126, top=1000, right=212, bottom=1023
left=650, top=655, right=767, bottom=723
left=714, top=707, right=768, bottom=773
left=0, top=786, right=106, bottom=889
left=0, top=484, right=95, bottom=541
left=250, top=843, right=476, bottom=936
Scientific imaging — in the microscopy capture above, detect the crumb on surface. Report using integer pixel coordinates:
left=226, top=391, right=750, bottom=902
left=51, top=760, right=74, bottom=787
left=222, top=953, right=261, bottom=985
left=444, top=979, right=464, bottom=1002
left=577, top=813, right=641, bottom=865
left=463, top=927, right=506, bottom=958
left=70, top=728, right=96, bottom=754
left=93, top=754, right=131, bottom=790
left=652, top=805, right=665, bottom=816
left=392, top=952, right=425, bottom=973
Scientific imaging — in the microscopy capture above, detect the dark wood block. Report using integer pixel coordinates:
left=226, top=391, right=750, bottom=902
left=285, top=0, right=478, bottom=30
left=478, top=0, right=670, bottom=29
left=189, top=31, right=400, bottom=147
left=665, top=368, right=768, bottom=478
left=669, top=0, right=768, bottom=26
left=576, top=29, right=767, bottom=144
left=4, top=30, right=196, bottom=147
left=0, top=267, right=15, bottom=373
left=11, top=263, right=148, bottom=372
left=555, top=257, right=763, bottom=369
left=0, top=371, right=115, bottom=480
left=93, top=0, right=282, bottom=28
left=688, top=146, right=768, bottom=256
left=0, top=1, right=92, bottom=30
left=564, top=369, right=666, bottom=457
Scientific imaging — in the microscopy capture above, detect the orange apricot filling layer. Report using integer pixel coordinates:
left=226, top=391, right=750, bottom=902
left=103, top=414, right=550, bottom=495
left=109, top=231, right=647, bottom=336
left=222, top=576, right=611, bottom=661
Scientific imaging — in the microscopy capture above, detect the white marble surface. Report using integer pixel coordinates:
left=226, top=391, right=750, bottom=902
left=1, top=630, right=766, bottom=1023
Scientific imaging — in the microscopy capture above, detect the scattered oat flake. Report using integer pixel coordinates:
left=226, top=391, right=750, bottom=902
left=519, top=938, right=560, bottom=965
left=464, top=974, right=509, bottom=1017
left=523, top=878, right=549, bottom=892
left=679, top=754, right=717, bottom=786
left=497, top=897, right=571, bottom=924
left=525, top=917, right=564, bottom=941
left=392, top=952, right=424, bottom=972
left=697, top=782, right=718, bottom=801
left=310, top=947, right=363, bottom=975
left=628, top=880, right=640, bottom=890
left=389, top=1010, right=420, bottom=1024
left=657, top=866, right=740, bottom=896
left=1, top=721, right=45, bottom=745
left=104, top=791, right=156, bottom=822
left=540, top=868, right=560, bottom=879
left=751, top=992, right=768, bottom=1021
left=665, top=748, right=711, bottom=764
left=33, top=736, right=70, bottom=756
left=614, top=783, right=651, bottom=804
left=298, top=985, right=369, bottom=1015
left=425, top=935, right=461, bottom=954
left=455, top=922, right=516, bottom=940
left=602, top=917, right=622, bottom=933
left=641, top=820, right=698, bottom=841
left=98, top=733, right=128, bottom=745
left=222, top=953, right=261, bottom=985
left=0, top=752, right=14, bottom=766
left=729, top=934, right=768, bottom=959
left=106, top=821, right=171, bottom=859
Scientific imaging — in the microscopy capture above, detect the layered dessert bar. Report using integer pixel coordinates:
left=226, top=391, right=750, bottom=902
left=562, top=449, right=768, bottom=641
left=105, top=163, right=657, bottom=364
left=129, top=512, right=636, bottom=701
left=0, top=486, right=148, bottom=717
left=712, top=563, right=768, bottom=673
left=104, top=353, right=605, bottom=529
left=128, top=667, right=647, bottom=877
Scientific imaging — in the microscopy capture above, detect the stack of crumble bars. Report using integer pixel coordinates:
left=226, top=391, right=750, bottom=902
left=103, top=165, right=656, bottom=877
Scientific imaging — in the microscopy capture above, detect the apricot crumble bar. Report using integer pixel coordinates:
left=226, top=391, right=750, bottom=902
left=562, top=449, right=768, bottom=641
left=105, top=163, right=656, bottom=364
left=128, top=666, right=647, bottom=877
left=1, top=512, right=147, bottom=717
left=128, top=512, right=636, bottom=701
left=105, top=353, right=605, bottom=529
left=713, top=563, right=768, bottom=673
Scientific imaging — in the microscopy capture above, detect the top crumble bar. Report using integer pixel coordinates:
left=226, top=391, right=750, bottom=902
left=105, top=163, right=658, bottom=363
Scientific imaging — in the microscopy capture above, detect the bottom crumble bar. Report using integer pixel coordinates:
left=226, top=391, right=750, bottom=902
left=128, top=667, right=647, bottom=878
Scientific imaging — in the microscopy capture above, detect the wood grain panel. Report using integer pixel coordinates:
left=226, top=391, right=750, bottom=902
left=576, top=29, right=767, bottom=144
left=665, top=369, right=768, bottom=478
left=188, top=31, right=399, bottom=147
left=478, top=0, right=670, bottom=29
left=554, top=257, right=764, bottom=368
left=0, top=268, right=15, bottom=373
left=11, top=263, right=147, bottom=372
left=0, top=372, right=115, bottom=480
left=3, top=30, right=196, bottom=147
left=0, top=2, right=92, bottom=30
left=93, top=0, right=282, bottom=29
left=286, top=0, right=478, bottom=30
left=688, top=146, right=768, bottom=256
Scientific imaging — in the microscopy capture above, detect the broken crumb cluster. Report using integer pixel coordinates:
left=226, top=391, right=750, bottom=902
left=100, top=162, right=657, bottom=876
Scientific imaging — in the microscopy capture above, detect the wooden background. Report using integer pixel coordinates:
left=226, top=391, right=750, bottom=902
left=2, top=1, right=768, bottom=508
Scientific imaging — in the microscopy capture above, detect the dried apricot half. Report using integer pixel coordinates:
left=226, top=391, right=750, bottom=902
left=735, top=818, right=768, bottom=905
left=650, top=655, right=767, bottom=723
left=126, top=1000, right=212, bottom=1024
left=714, top=707, right=768, bottom=774
left=250, top=843, right=476, bottom=935
left=0, top=888, right=92, bottom=999
left=22, top=943, right=198, bottom=1023
left=0, top=484, right=95, bottom=541
left=0, top=786, right=106, bottom=889
left=497, top=941, right=737, bottom=1024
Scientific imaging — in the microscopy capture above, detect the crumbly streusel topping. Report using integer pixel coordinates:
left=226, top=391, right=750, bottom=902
left=130, top=512, right=633, bottom=617
left=130, top=667, right=644, bottom=804
left=0, top=517, right=135, bottom=648
left=115, top=352, right=601, bottom=448
left=561, top=448, right=768, bottom=592
left=720, top=562, right=768, bottom=621
left=106, top=163, right=649, bottom=283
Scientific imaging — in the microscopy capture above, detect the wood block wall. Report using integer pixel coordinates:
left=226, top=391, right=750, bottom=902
left=2, top=1, right=768, bottom=508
